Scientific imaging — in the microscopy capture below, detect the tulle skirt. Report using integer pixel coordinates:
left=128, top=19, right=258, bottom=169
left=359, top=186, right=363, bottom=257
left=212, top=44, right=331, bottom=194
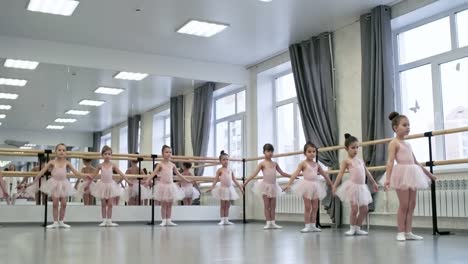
left=181, top=185, right=200, bottom=199
left=90, top=181, right=122, bottom=199
left=153, top=182, right=185, bottom=202
left=252, top=180, right=282, bottom=198
left=212, top=185, right=240, bottom=201
left=123, top=184, right=152, bottom=202
left=390, top=164, right=431, bottom=190
left=292, top=180, right=327, bottom=200
left=336, top=181, right=373, bottom=206
left=40, top=178, right=75, bottom=198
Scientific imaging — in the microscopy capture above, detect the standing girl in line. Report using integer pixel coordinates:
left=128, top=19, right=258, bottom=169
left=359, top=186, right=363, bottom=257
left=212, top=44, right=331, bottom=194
left=283, top=142, right=333, bottom=233
left=384, top=112, right=436, bottom=241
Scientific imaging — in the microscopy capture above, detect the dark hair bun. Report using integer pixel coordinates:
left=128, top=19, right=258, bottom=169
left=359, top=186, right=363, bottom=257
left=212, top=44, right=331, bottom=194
left=344, top=133, right=351, bottom=139
left=220, top=150, right=225, bottom=155
left=388, top=112, right=399, bottom=121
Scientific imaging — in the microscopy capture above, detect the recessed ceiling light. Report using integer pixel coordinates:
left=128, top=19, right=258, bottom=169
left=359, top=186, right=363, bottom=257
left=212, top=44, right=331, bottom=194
left=0, top=114, right=6, bottom=119
left=79, top=99, right=105, bottom=106
left=258, top=0, right=272, bottom=2
left=0, top=93, right=19, bottom=100
left=4, top=59, right=39, bottom=70
left=114, top=72, right=148, bottom=81
left=54, top=118, right=77, bottom=123
left=27, top=0, right=79, bottom=16
left=65, top=109, right=90, bottom=115
left=176, top=19, right=229, bottom=37
left=46, top=125, right=65, bottom=130
left=94, top=86, right=125, bottom=95
left=24, top=144, right=37, bottom=147
left=0, top=105, right=12, bottom=110
left=0, top=78, right=27, bottom=87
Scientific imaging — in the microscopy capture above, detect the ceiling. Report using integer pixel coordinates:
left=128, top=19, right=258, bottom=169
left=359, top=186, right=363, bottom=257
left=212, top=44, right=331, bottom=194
left=0, top=0, right=398, bottom=66
left=0, top=59, right=205, bottom=132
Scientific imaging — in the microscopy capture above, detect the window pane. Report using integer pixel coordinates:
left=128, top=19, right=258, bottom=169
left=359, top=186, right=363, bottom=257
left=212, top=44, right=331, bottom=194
left=216, top=122, right=228, bottom=155
left=229, top=119, right=243, bottom=177
left=440, top=57, right=468, bottom=159
left=398, top=17, right=451, bottom=64
left=216, top=94, right=236, bottom=119
left=297, top=105, right=306, bottom=148
left=400, top=65, right=435, bottom=161
left=164, top=117, right=170, bottom=136
left=457, top=9, right=468, bottom=48
left=165, top=136, right=171, bottom=147
left=237, top=91, right=245, bottom=113
left=276, top=103, right=296, bottom=172
left=119, top=127, right=128, bottom=172
left=275, top=73, right=297, bottom=102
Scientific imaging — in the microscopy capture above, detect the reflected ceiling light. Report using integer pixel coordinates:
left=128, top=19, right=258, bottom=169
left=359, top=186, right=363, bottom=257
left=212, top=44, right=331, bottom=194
left=46, top=125, right=65, bottom=130
left=27, top=0, right=79, bottom=16
left=95, top=86, right=125, bottom=95
left=113, top=72, right=148, bottom=81
left=79, top=100, right=105, bottom=106
left=4, top=59, right=39, bottom=70
left=0, top=77, right=27, bottom=86
left=176, top=19, right=229, bottom=37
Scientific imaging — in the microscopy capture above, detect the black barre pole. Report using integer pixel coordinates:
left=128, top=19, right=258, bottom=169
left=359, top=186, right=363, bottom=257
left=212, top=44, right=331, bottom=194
left=37, top=153, right=45, bottom=206
left=242, top=158, right=247, bottom=224
left=315, top=149, right=331, bottom=229
left=147, top=154, right=157, bottom=225
left=137, top=157, right=144, bottom=206
left=43, top=149, right=52, bottom=227
left=425, top=131, right=450, bottom=236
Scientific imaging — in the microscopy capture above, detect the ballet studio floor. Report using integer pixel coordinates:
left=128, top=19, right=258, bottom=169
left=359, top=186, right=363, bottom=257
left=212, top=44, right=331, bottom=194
left=1, top=222, right=466, bottom=264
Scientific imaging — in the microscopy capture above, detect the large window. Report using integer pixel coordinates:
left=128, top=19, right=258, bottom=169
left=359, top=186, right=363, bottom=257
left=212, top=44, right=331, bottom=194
left=395, top=6, right=468, bottom=163
left=274, top=73, right=305, bottom=173
left=213, top=90, right=246, bottom=177
left=100, top=133, right=111, bottom=149
left=152, top=109, right=170, bottom=155
left=119, top=126, right=128, bottom=172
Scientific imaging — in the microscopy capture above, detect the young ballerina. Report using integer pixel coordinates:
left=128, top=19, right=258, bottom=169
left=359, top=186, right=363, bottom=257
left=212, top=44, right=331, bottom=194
left=179, top=162, right=200, bottom=206
left=243, top=143, right=291, bottom=229
left=283, top=142, right=333, bottom=233
left=75, top=159, right=95, bottom=205
left=206, top=151, right=244, bottom=225
left=125, top=157, right=151, bottom=205
left=144, top=145, right=190, bottom=226
left=87, top=146, right=133, bottom=227
left=29, top=143, right=82, bottom=228
left=332, top=133, right=379, bottom=236
left=0, top=171, right=11, bottom=205
left=384, top=112, right=436, bottom=241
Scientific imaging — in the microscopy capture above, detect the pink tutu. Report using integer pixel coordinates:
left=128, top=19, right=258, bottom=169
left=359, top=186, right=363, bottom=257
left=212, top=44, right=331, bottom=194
left=181, top=185, right=200, bottom=199
left=336, top=181, right=373, bottom=206
left=40, top=178, right=75, bottom=198
left=252, top=180, right=282, bottom=198
left=292, top=180, right=327, bottom=200
left=153, top=182, right=184, bottom=202
left=90, top=181, right=122, bottom=199
left=212, top=185, right=240, bottom=201
left=123, top=184, right=152, bottom=202
left=390, top=164, right=431, bottom=190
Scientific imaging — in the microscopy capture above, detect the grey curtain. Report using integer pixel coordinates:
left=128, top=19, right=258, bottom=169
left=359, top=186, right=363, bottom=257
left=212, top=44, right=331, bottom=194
left=128, top=115, right=141, bottom=154
left=91, top=131, right=102, bottom=167
left=361, top=6, right=394, bottom=210
left=170, top=95, right=185, bottom=156
left=191, top=82, right=214, bottom=176
left=289, top=32, right=341, bottom=225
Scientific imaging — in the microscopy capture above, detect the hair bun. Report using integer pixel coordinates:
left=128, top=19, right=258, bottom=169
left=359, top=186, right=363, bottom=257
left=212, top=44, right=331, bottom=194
left=344, top=133, right=351, bottom=139
left=388, top=111, right=399, bottom=121
left=220, top=150, right=225, bottom=155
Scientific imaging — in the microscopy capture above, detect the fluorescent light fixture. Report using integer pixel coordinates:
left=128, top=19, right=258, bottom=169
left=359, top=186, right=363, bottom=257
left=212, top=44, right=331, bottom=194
left=24, top=144, right=37, bottom=147
left=54, top=118, right=77, bottom=123
left=0, top=78, right=27, bottom=87
left=27, top=0, right=79, bottom=16
left=46, top=125, right=65, bottom=130
left=113, top=72, right=148, bottom=81
left=259, top=0, right=273, bottom=2
left=176, top=19, right=229, bottom=37
left=0, top=105, right=12, bottom=110
left=4, top=59, right=39, bottom=70
left=20, top=146, right=33, bottom=150
left=65, top=109, right=90, bottom=115
left=0, top=93, right=19, bottom=100
left=94, top=86, right=125, bottom=95
left=79, top=99, right=105, bottom=106
left=0, top=114, right=6, bottom=119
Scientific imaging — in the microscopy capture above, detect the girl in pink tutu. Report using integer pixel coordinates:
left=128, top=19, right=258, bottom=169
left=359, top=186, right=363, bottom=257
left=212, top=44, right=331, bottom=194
left=207, top=151, right=244, bottom=225
left=179, top=162, right=200, bottom=206
left=144, top=145, right=190, bottom=227
left=332, top=133, right=379, bottom=236
left=0, top=171, right=11, bottom=205
left=87, top=145, right=133, bottom=227
left=75, top=158, right=95, bottom=205
left=125, top=157, right=151, bottom=205
left=243, top=143, right=291, bottom=229
left=30, top=143, right=83, bottom=228
left=283, top=142, right=333, bottom=233
left=384, top=112, right=436, bottom=241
